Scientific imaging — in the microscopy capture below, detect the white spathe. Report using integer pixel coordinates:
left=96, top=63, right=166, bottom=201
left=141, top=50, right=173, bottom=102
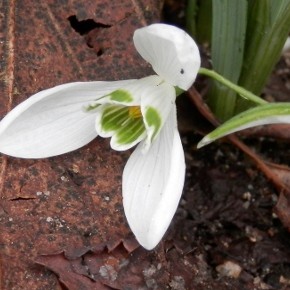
left=0, top=23, right=201, bottom=249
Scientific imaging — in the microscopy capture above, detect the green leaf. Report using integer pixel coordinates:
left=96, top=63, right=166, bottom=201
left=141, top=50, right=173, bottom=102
left=186, top=0, right=198, bottom=37
left=197, top=102, right=290, bottom=148
left=238, top=0, right=290, bottom=96
left=187, top=0, right=212, bottom=44
left=207, top=0, right=248, bottom=121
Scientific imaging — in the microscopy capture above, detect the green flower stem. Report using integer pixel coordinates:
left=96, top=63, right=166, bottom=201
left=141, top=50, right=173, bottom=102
left=198, top=68, right=268, bottom=106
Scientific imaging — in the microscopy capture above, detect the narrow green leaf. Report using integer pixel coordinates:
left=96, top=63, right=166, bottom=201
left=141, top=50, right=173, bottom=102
left=197, top=102, right=290, bottom=148
left=238, top=0, right=290, bottom=96
left=207, top=0, right=248, bottom=121
left=186, top=0, right=212, bottom=44
left=186, top=0, right=198, bottom=37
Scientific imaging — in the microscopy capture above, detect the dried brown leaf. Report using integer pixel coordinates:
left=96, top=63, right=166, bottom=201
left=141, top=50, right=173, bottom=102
left=36, top=246, right=155, bottom=289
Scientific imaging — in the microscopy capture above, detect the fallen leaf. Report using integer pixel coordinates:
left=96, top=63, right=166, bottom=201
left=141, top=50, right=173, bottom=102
left=36, top=254, right=111, bottom=290
left=36, top=242, right=214, bottom=289
left=36, top=245, right=156, bottom=289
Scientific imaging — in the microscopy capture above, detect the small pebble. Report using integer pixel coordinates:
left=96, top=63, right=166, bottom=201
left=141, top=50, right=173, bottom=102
left=216, top=260, right=242, bottom=278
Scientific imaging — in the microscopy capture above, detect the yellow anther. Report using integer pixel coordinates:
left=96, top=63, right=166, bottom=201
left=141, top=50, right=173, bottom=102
left=129, top=106, right=142, bottom=119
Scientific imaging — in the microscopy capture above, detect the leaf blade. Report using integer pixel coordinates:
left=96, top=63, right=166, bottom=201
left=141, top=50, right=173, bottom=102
left=197, top=103, right=290, bottom=148
left=207, top=0, right=248, bottom=121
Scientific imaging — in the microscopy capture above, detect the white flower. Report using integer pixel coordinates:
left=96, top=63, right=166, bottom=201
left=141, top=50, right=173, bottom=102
left=0, top=24, right=200, bottom=249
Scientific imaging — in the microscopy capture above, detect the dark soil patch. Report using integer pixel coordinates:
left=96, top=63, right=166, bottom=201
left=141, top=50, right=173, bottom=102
left=162, top=1, right=290, bottom=289
left=168, top=134, right=290, bottom=289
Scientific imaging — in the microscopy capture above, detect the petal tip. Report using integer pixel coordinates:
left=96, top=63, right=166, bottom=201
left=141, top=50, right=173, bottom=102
left=196, top=137, right=211, bottom=149
left=135, top=234, right=161, bottom=251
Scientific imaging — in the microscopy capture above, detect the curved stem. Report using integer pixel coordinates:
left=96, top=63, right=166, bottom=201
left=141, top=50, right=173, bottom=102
left=198, top=68, right=268, bottom=106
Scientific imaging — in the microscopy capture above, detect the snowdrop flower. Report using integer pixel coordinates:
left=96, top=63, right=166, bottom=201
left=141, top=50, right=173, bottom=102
left=0, top=24, right=200, bottom=249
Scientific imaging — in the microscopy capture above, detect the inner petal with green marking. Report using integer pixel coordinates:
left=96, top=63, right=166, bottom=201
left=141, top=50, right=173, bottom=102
left=100, top=105, right=146, bottom=146
left=144, top=106, right=162, bottom=142
left=101, top=105, right=129, bottom=133
left=115, top=116, right=146, bottom=145
left=108, top=89, right=133, bottom=103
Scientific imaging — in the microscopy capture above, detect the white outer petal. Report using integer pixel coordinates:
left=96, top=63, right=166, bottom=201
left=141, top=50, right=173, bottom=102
left=0, top=80, right=135, bottom=158
left=133, top=23, right=201, bottom=90
left=122, top=105, right=185, bottom=250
